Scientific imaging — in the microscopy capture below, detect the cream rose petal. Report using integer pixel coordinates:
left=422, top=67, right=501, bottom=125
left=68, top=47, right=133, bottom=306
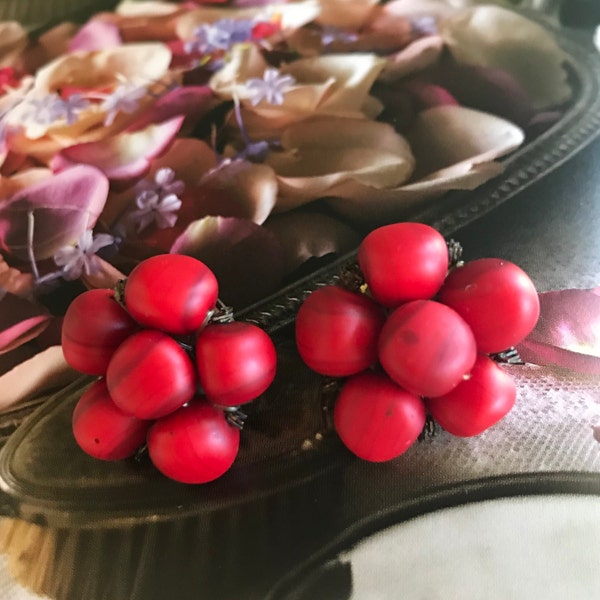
left=380, top=35, right=446, bottom=82
left=216, top=49, right=386, bottom=140
left=176, top=0, right=321, bottom=41
left=0, top=21, right=28, bottom=67
left=266, top=116, right=414, bottom=211
left=327, top=105, right=524, bottom=224
left=440, top=5, right=572, bottom=110
left=316, top=0, right=379, bottom=30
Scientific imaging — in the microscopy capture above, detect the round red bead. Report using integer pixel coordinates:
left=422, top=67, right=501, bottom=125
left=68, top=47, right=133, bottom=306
left=333, top=371, right=426, bottom=462
left=195, top=321, right=276, bottom=406
left=72, top=379, right=150, bottom=461
left=438, top=258, right=540, bottom=353
left=358, top=222, right=449, bottom=307
left=378, top=299, right=477, bottom=397
left=426, top=354, right=516, bottom=437
left=148, top=402, right=240, bottom=484
left=61, top=288, right=138, bottom=375
left=107, top=329, right=197, bottom=419
left=295, top=285, right=386, bottom=377
left=124, top=254, right=218, bottom=335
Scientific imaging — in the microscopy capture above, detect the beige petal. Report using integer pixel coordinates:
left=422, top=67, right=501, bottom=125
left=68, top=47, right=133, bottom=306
left=34, top=42, right=173, bottom=93
left=380, top=35, right=445, bottom=82
left=0, top=346, right=80, bottom=410
left=0, top=21, right=28, bottom=67
left=264, top=210, right=361, bottom=273
left=326, top=105, right=524, bottom=224
left=405, top=104, right=525, bottom=178
left=215, top=49, right=385, bottom=140
left=374, top=0, right=458, bottom=20
left=316, top=0, right=379, bottom=30
left=440, top=5, right=572, bottom=110
left=176, top=0, right=321, bottom=41
left=198, top=159, right=278, bottom=225
left=116, top=1, right=182, bottom=16
left=266, top=116, right=414, bottom=210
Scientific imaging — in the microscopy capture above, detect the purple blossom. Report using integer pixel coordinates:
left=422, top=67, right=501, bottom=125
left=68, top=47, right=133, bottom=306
left=59, top=93, right=91, bottom=125
left=410, top=16, right=438, bottom=37
left=245, top=68, right=296, bottom=106
left=128, top=168, right=184, bottom=232
left=19, top=93, right=90, bottom=127
left=184, top=19, right=255, bottom=55
left=101, top=82, right=148, bottom=126
left=53, top=231, right=115, bottom=280
left=321, top=26, right=358, bottom=47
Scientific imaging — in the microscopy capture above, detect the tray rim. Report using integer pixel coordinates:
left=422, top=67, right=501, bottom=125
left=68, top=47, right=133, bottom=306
left=264, top=470, right=600, bottom=600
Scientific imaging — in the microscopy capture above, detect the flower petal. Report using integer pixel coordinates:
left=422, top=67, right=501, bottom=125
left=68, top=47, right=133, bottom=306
left=0, top=165, right=109, bottom=259
left=0, top=293, right=51, bottom=354
left=316, top=0, right=379, bottom=31
left=0, top=21, right=28, bottom=67
left=0, top=345, right=78, bottom=409
left=404, top=104, right=524, bottom=179
left=0, top=255, right=34, bottom=297
left=380, top=35, right=445, bottom=82
left=264, top=210, right=361, bottom=274
left=171, top=216, right=285, bottom=308
left=176, top=0, right=320, bottom=41
left=516, top=288, right=600, bottom=374
left=266, top=116, right=415, bottom=210
left=128, top=86, right=218, bottom=133
left=440, top=5, right=572, bottom=110
left=52, top=116, right=184, bottom=185
left=68, top=20, right=123, bottom=52
left=326, top=105, right=524, bottom=224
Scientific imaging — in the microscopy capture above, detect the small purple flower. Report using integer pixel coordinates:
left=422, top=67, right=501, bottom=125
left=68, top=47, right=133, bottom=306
left=185, top=19, right=255, bottom=55
left=53, top=231, right=115, bottom=280
left=410, top=16, right=438, bottom=37
left=128, top=168, right=184, bottom=232
left=59, top=93, right=91, bottom=125
left=21, top=93, right=90, bottom=126
left=245, top=68, right=296, bottom=106
left=101, top=82, right=148, bottom=126
left=321, top=26, right=358, bottom=47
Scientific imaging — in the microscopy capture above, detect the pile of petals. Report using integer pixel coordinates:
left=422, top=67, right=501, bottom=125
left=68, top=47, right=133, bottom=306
left=0, top=0, right=575, bottom=405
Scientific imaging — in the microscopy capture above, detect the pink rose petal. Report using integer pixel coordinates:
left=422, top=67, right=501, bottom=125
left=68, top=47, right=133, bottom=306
left=129, top=86, right=217, bottom=133
left=52, top=117, right=184, bottom=185
left=0, top=165, right=109, bottom=259
left=0, top=293, right=51, bottom=354
left=68, top=20, right=123, bottom=52
left=516, top=288, right=600, bottom=374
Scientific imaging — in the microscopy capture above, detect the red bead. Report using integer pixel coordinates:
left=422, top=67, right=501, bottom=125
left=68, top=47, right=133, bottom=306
left=378, top=300, right=477, bottom=397
left=107, top=329, right=196, bottom=419
left=61, top=289, right=139, bottom=375
left=72, top=379, right=150, bottom=460
left=333, top=371, right=426, bottom=462
left=358, top=222, right=448, bottom=307
left=195, top=321, right=276, bottom=406
left=124, top=254, right=218, bottom=335
left=147, top=402, right=240, bottom=484
left=438, top=258, right=540, bottom=353
left=295, top=285, right=386, bottom=377
left=426, top=354, right=516, bottom=437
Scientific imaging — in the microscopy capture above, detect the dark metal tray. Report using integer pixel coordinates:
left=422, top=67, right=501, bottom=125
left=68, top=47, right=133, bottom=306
left=1, top=18, right=600, bottom=530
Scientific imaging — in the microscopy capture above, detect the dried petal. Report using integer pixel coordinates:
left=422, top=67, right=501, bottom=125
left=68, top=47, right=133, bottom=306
left=0, top=293, right=50, bottom=354
left=171, top=216, right=285, bottom=308
left=517, top=288, right=600, bottom=375
left=440, top=5, right=572, bottom=110
left=0, top=165, right=109, bottom=260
